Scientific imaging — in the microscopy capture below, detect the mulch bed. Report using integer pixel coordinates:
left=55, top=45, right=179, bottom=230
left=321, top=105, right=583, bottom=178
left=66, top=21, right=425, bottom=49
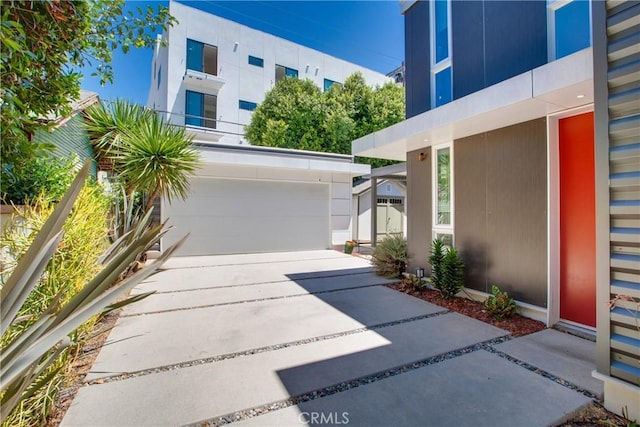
left=389, top=282, right=546, bottom=337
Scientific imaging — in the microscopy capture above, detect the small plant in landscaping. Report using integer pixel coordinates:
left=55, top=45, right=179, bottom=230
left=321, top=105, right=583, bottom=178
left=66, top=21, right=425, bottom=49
left=428, top=238, right=445, bottom=290
left=371, top=235, right=407, bottom=278
left=440, top=246, right=464, bottom=299
left=484, top=285, right=518, bottom=320
left=400, top=274, right=426, bottom=292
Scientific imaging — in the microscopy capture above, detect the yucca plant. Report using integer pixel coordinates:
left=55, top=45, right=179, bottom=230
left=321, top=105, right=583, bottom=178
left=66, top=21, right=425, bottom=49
left=371, top=235, right=407, bottom=278
left=0, top=161, right=187, bottom=422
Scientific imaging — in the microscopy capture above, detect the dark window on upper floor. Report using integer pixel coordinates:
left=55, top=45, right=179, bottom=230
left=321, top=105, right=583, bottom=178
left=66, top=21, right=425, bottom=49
left=185, top=90, right=217, bottom=129
left=275, top=65, right=298, bottom=83
left=157, top=66, right=162, bottom=90
left=248, top=55, right=264, bottom=67
left=187, top=39, right=218, bottom=75
left=323, top=79, right=341, bottom=91
left=239, top=100, right=258, bottom=111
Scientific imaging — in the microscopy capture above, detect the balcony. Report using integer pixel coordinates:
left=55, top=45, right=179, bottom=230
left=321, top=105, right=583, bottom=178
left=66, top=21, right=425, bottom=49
left=183, top=69, right=225, bottom=95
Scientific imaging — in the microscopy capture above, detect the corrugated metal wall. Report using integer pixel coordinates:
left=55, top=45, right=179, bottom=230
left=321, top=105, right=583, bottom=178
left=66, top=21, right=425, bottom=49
left=604, top=0, right=640, bottom=386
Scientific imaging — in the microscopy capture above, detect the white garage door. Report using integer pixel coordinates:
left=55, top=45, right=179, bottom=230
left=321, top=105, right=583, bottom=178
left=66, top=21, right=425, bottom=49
left=163, top=178, right=331, bottom=256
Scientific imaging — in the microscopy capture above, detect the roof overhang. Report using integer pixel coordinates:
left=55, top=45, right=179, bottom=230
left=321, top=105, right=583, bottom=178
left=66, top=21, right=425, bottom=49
left=352, top=48, right=594, bottom=161
left=193, top=143, right=370, bottom=177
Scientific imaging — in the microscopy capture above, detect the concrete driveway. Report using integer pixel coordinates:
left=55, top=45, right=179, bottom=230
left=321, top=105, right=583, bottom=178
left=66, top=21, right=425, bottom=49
left=62, top=250, right=596, bottom=426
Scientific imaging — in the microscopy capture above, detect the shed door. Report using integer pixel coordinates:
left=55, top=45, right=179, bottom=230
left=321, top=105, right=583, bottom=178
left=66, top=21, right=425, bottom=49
left=559, top=112, right=596, bottom=327
left=163, top=178, right=331, bottom=256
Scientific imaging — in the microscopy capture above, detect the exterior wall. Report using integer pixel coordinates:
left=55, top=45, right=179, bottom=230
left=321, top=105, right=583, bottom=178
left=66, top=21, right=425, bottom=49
left=147, top=35, right=170, bottom=115
left=407, top=147, right=432, bottom=273
left=33, top=114, right=97, bottom=177
left=405, top=0, right=547, bottom=119
left=404, top=0, right=430, bottom=118
left=151, top=1, right=391, bottom=145
left=454, top=118, right=548, bottom=307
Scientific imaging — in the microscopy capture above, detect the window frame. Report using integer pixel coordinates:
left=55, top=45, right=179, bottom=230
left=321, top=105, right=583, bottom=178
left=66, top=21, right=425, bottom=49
left=248, top=55, right=264, bottom=68
left=186, top=38, right=218, bottom=75
left=432, top=142, right=455, bottom=244
left=185, top=90, right=217, bottom=129
left=430, top=0, right=452, bottom=108
left=239, top=100, right=258, bottom=111
left=275, top=64, right=298, bottom=83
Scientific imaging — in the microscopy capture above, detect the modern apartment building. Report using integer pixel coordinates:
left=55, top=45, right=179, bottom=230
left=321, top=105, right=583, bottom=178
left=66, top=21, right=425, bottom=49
left=147, top=1, right=391, bottom=145
left=353, top=0, right=639, bottom=416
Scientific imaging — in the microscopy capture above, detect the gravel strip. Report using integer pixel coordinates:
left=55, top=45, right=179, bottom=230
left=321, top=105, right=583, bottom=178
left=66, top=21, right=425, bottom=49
left=121, top=283, right=386, bottom=317
left=85, top=310, right=449, bottom=386
left=183, top=336, right=512, bottom=427
left=484, top=346, right=600, bottom=399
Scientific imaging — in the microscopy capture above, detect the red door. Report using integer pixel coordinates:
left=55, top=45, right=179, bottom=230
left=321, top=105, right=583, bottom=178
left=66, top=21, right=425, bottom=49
left=559, top=112, right=596, bottom=327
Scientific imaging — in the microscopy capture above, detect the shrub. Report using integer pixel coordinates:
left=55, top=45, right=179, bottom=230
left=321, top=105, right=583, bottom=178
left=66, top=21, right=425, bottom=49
left=400, top=274, right=426, bottom=292
left=440, top=247, right=464, bottom=299
left=484, top=285, right=517, bottom=320
left=1, top=155, right=76, bottom=205
left=428, top=239, right=445, bottom=290
left=371, top=235, right=407, bottom=278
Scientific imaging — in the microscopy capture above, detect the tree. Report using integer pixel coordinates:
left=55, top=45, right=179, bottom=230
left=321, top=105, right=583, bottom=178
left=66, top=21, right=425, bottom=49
left=83, top=100, right=201, bottom=211
left=245, top=72, right=404, bottom=167
left=0, top=0, right=176, bottom=166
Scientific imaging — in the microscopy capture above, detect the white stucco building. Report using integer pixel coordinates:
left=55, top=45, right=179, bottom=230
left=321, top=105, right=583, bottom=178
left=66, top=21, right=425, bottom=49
left=147, top=0, right=391, bottom=146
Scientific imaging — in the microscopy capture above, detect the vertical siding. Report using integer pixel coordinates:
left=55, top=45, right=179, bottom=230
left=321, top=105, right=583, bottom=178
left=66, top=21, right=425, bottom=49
left=407, top=147, right=432, bottom=272
left=454, top=119, right=548, bottom=306
left=595, top=0, right=640, bottom=386
left=404, top=1, right=431, bottom=119
left=451, top=0, right=485, bottom=99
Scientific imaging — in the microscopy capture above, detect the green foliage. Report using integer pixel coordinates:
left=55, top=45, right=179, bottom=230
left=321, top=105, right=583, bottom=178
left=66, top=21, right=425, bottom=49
left=484, top=285, right=517, bottom=320
left=1, top=155, right=76, bottom=205
left=84, top=100, right=201, bottom=210
left=0, top=0, right=176, bottom=166
left=428, top=239, right=446, bottom=290
left=0, top=181, right=110, bottom=426
left=245, top=72, right=404, bottom=167
left=401, top=274, right=426, bottom=292
left=0, top=162, right=186, bottom=424
left=429, top=239, right=464, bottom=299
left=371, top=235, right=407, bottom=279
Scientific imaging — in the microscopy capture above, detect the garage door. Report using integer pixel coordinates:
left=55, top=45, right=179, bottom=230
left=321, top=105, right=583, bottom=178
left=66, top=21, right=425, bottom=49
left=162, top=178, right=331, bottom=256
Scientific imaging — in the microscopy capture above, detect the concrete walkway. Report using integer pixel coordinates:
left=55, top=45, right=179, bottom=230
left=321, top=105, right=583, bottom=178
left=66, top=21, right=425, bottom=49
left=62, top=251, right=600, bottom=426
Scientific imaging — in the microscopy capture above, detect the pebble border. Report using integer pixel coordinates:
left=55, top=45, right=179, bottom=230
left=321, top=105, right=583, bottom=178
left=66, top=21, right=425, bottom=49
left=85, top=310, right=450, bottom=386
left=183, top=336, right=512, bottom=427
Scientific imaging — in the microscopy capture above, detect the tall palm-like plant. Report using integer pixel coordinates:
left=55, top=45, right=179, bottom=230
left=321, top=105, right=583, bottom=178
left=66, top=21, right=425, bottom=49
left=84, top=100, right=201, bottom=211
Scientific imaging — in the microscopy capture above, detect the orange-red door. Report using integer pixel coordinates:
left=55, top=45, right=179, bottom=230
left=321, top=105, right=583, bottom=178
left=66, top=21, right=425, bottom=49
left=559, top=112, right=596, bottom=327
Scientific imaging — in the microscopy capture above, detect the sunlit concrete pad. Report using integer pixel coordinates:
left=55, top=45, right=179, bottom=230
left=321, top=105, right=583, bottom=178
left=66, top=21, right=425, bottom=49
left=139, top=256, right=376, bottom=293
left=236, top=350, right=592, bottom=427
left=123, top=272, right=396, bottom=316
left=61, top=314, right=506, bottom=426
left=85, top=286, right=443, bottom=380
left=494, top=329, right=603, bottom=398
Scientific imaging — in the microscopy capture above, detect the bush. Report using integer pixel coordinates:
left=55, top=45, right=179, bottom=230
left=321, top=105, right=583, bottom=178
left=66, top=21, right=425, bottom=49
left=400, top=274, right=426, bottom=292
left=371, top=235, right=407, bottom=278
left=0, top=182, right=110, bottom=426
left=484, top=285, right=517, bottom=320
left=1, top=155, right=76, bottom=205
left=440, top=247, right=464, bottom=299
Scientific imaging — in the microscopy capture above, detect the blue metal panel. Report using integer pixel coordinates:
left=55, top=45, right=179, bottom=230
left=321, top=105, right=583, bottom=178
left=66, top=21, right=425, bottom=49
left=483, top=1, right=547, bottom=87
left=186, top=39, right=203, bottom=72
left=185, top=90, right=203, bottom=126
left=451, top=0, right=485, bottom=99
left=555, top=0, right=591, bottom=59
left=404, top=0, right=431, bottom=118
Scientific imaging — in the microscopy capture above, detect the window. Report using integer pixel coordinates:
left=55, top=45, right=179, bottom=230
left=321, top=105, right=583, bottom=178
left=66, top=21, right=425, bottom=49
left=548, top=0, right=591, bottom=60
left=433, top=143, right=454, bottom=243
left=323, top=78, right=341, bottom=91
left=248, top=55, right=264, bottom=67
left=239, top=100, right=257, bottom=111
left=186, top=38, right=218, bottom=75
left=275, top=65, right=298, bottom=83
left=157, top=65, right=162, bottom=89
left=185, top=90, right=216, bottom=129
left=430, top=0, right=452, bottom=108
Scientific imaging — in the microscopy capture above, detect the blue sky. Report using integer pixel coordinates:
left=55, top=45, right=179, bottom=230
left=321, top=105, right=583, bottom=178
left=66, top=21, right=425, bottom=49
left=80, top=1, right=405, bottom=106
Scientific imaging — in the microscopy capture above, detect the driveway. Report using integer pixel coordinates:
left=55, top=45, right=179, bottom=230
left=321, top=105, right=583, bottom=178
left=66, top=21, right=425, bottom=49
left=62, top=251, right=596, bottom=426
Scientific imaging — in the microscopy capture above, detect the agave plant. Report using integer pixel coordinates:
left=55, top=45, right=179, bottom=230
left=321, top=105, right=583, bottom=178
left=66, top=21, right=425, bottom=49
left=0, top=161, right=187, bottom=422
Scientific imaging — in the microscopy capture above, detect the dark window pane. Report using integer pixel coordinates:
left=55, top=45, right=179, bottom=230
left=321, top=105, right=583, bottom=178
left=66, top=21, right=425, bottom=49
left=203, top=44, right=218, bottom=75
left=186, top=39, right=203, bottom=72
left=239, top=100, right=257, bottom=111
left=285, top=67, right=298, bottom=78
left=434, top=0, right=449, bottom=63
left=434, top=67, right=452, bottom=107
left=248, top=55, right=264, bottom=67
left=203, top=94, right=216, bottom=129
left=555, top=0, right=590, bottom=59
left=185, top=90, right=203, bottom=126
left=275, top=65, right=286, bottom=82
